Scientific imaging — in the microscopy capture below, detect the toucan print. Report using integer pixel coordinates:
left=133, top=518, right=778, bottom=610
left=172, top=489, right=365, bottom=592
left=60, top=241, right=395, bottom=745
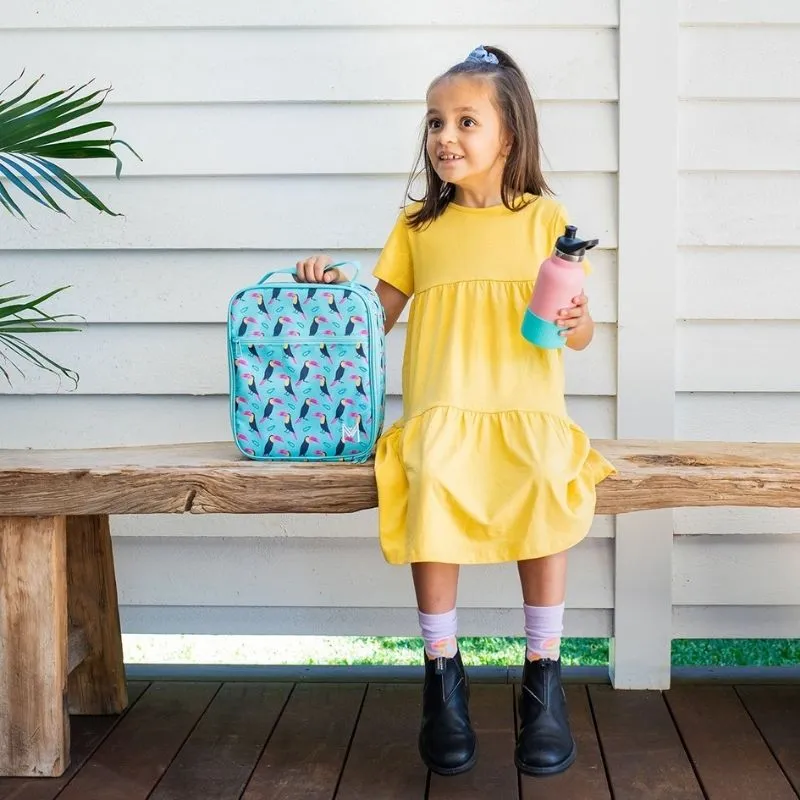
left=345, top=315, right=364, bottom=336
left=279, top=411, right=296, bottom=439
left=244, top=410, right=260, bottom=435
left=251, top=292, right=269, bottom=317
left=299, top=435, right=320, bottom=457
left=297, top=359, right=320, bottom=384
left=263, top=434, right=283, bottom=456
left=260, top=359, right=282, bottom=385
left=309, top=315, right=328, bottom=336
left=313, top=411, right=333, bottom=440
left=322, top=292, right=342, bottom=318
left=313, top=374, right=332, bottom=399
left=237, top=316, right=258, bottom=337
left=334, top=397, right=354, bottom=422
left=242, top=373, right=260, bottom=399
left=297, top=397, right=318, bottom=422
left=261, top=397, right=284, bottom=420
left=287, top=291, right=306, bottom=319
left=332, top=360, right=355, bottom=386
left=273, top=316, right=293, bottom=336
left=350, top=374, right=367, bottom=398
left=278, top=374, right=296, bottom=398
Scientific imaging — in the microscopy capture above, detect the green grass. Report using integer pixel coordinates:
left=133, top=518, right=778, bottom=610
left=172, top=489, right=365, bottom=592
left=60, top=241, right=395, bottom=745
left=340, top=637, right=800, bottom=667
left=121, top=634, right=800, bottom=668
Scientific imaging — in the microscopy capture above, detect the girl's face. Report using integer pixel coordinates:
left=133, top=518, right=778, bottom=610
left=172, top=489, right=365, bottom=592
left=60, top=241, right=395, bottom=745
left=425, top=76, right=511, bottom=200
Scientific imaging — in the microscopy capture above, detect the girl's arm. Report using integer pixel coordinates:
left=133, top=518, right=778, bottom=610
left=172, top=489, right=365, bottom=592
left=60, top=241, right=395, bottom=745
left=376, top=279, right=409, bottom=335
left=295, top=255, right=409, bottom=334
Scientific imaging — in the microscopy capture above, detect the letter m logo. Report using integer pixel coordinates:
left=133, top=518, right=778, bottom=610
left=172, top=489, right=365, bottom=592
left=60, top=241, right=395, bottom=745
left=341, top=422, right=360, bottom=442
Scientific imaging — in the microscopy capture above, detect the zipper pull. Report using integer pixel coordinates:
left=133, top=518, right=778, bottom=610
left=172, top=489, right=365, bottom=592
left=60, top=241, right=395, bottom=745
left=435, top=657, right=445, bottom=675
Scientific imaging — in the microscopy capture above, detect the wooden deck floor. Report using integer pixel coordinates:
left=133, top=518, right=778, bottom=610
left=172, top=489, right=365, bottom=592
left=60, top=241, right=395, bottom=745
left=0, top=678, right=798, bottom=799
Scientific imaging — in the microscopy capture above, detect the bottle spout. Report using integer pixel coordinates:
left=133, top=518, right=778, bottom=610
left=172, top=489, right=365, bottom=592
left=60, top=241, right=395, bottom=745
left=555, top=225, right=599, bottom=259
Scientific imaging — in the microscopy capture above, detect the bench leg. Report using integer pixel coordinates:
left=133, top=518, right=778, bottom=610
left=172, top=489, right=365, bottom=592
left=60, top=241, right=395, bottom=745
left=0, top=515, right=70, bottom=777
left=67, top=515, right=128, bottom=715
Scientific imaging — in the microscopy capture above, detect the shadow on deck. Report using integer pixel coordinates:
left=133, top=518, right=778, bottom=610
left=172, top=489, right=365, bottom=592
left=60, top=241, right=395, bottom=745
left=1, top=669, right=798, bottom=799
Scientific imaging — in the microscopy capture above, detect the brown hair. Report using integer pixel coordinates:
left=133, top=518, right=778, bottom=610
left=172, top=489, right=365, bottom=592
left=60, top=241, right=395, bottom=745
left=404, top=45, right=552, bottom=230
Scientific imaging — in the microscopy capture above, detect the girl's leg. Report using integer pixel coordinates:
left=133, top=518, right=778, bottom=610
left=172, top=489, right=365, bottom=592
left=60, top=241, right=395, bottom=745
left=514, top=550, right=576, bottom=777
left=517, top=551, right=567, bottom=661
left=411, top=561, right=476, bottom=776
left=412, top=562, right=459, bottom=658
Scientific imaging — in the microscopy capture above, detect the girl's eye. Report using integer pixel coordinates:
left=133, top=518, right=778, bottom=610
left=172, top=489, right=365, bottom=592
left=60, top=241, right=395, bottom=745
left=461, top=118, right=476, bottom=128
left=427, top=119, right=441, bottom=130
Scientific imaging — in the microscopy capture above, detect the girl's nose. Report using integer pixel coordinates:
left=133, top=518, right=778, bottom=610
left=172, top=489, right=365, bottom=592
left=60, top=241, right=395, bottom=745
left=437, top=123, right=457, bottom=143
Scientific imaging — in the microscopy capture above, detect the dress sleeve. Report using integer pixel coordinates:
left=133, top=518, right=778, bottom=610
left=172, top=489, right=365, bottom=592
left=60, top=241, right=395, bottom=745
left=372, top=211, right=414, bottom=296
left=551, top=202, right=593, bottom=276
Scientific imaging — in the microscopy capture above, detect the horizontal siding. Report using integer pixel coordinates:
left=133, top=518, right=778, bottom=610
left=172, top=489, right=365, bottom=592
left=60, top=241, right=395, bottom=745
left=679, top=174, right=800, bottom=246
left=674, top=536, right=800, bottom=605
left=0, top=249, right=618, bottom=324
left=680, top=1, right=800, bottom=26
left=679, top=101, right=800, bottom=171
left=2, top=174, right=618, bottom=250
left=110, top=512, right=615, bottom=542
left=676, top=393, right=800, bottom=441
left=2, top=1, right=619, bottom=29
left=674, top=607, right=800, bottom=639
left=680, top=27, right=800, bottom=98
left=676, top=508, right=800, bottom=536
left=676, top=321, right=800, bottom=392
left=0, top=28, right=618, bottom=102
left=1, top=321, right=616, bottom=396
left=0, top=394, right=615, bottom=447
left=113, top=536, right=614, bottom=609
left=65, top=101, right=619, bottom=177
left=677, top=249, right=800, bottom=320
left=120, top=606, right=612, bottom=638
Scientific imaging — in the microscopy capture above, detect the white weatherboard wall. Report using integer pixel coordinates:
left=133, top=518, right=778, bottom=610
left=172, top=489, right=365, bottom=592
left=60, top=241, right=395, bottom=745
left=1, top=2, right=798, bottom=688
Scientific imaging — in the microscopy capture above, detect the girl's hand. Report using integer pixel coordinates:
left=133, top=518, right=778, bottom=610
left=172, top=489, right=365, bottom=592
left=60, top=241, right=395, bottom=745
left=294, top=254, right=343, bottom=284
left=557, top=292, right=594, bottom=350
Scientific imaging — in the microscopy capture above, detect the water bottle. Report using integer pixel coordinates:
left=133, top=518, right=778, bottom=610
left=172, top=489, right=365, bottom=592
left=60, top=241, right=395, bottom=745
left=521, top=225, right=598, bottom=349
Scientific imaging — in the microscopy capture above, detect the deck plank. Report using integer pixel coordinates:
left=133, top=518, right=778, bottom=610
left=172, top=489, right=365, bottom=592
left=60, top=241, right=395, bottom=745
left=428, top=683, right=518, bottom=799
left=519, top=685, right=611, bottom=799
left=0, top=682, right=149, bottom=800
left=666, top=685, right=796, bottom=799
left=149, top=682, right=292, bottom=800
left=335, top=683, right=428, bottom=799
left=56, top=681, right=220, bottom=800
left=589, top=686, right=703, bottom=799
left=736, top=685, right=800, bottom=794
left=241, top=683, right=365, bottom=800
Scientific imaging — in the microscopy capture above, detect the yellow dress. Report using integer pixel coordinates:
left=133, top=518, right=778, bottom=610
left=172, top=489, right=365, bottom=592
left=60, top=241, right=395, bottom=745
left=373, top=194, right=616, bottom=565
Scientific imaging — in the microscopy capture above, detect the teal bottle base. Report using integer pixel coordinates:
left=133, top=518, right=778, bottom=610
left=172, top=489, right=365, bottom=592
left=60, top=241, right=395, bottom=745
left=521, top=309, right=565, bottom=349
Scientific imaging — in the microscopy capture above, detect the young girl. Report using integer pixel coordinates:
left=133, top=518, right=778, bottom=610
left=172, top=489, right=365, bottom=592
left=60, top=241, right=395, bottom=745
left=296, top=45, right=615, bottom=777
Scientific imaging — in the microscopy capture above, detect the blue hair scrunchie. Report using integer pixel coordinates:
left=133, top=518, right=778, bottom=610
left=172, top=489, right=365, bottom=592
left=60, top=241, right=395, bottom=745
left=465, top=45, right=499, bottom=65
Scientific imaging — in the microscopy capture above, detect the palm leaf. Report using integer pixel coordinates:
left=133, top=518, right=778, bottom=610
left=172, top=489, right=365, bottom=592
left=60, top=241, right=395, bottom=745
left=0, top=282, right=82, bottom=387
left=0, top=71, right=142, bottom=219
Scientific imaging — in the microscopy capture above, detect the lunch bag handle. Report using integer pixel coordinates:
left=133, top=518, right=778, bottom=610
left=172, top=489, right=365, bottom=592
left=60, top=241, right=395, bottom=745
left=257, top=261, right=361, bottom=285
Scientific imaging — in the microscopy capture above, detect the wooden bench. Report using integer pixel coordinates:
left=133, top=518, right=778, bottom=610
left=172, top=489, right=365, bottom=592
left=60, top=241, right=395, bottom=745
left=1, top=439, right=799, bottom=777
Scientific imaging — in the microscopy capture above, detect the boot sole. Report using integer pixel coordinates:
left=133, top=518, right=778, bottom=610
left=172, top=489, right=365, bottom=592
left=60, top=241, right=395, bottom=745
left=515, top=742, right=577, bottom=776
left=422, top=743, right=478, bottom=776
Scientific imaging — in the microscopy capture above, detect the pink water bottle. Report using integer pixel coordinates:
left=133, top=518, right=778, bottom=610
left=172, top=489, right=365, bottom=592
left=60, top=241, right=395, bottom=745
left=522, top=225, right=598, bottom=349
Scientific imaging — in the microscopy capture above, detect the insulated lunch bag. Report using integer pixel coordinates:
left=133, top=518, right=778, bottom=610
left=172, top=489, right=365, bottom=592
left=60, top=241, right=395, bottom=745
left=227, top=262, right=387, bottom=462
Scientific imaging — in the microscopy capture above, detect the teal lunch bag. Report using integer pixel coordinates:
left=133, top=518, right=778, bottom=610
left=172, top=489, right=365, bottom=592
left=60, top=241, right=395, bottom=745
left=227, top=262, right=387, bottom=462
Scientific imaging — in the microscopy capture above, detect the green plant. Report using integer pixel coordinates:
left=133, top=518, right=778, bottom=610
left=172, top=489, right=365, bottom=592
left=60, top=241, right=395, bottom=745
left=0, top=70, right=139, bottom=386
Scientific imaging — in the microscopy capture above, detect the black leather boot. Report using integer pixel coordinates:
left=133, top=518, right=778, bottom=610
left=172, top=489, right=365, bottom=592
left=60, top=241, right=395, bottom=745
left=515, top=657, right=576, bottom=775
left=418, top=649, right=477, bottom=775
